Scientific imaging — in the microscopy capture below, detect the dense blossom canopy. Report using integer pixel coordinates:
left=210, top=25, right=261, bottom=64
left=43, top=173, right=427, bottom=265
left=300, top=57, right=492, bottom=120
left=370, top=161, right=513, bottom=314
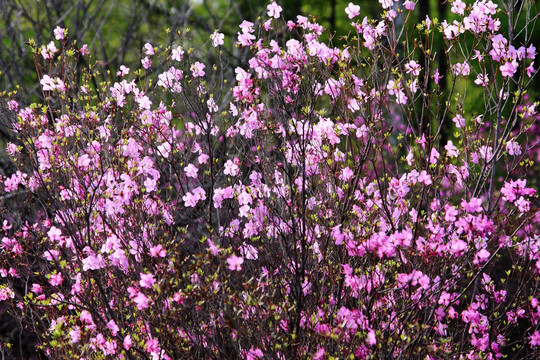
left=1, top=0, right=539, bottom=359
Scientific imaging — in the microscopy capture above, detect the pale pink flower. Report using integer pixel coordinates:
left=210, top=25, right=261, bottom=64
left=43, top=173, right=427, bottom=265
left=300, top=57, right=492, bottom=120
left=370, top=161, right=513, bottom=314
left=141, top=56, right=151, bottom=69
left=340, top=167, right=354, bottom=181
left=506, top=140, right=522, bottom=155
left=430, top=147, right=440, bottom=164
left=379, top=0, right=393, bottom=10
left=403, top=1, right=415, bottom=11
left=210, top=31, right=224, bottom=47
left=144, top=43, right=154, bottom=55
left=190, top=62, right=205, bottom=78
left=445, top=140, right=459, bottom=157
left=452, top=114, right=465, bottom=128
left=184, top=163, right=199, bottom=178
left=345, top=3, right=361, bottom=19
left=171, top=46, right=184, bottom=61
left=474, top=73, right=489, bottom=87
left=267, top=2, right=282, bottom=19
left=224, top=159, right=239, bottom=176
left=69, top=327, right=81, bottom=343
left=451, top=0, right=466, bottom=15
left=53, top=26, right=66, bottom=40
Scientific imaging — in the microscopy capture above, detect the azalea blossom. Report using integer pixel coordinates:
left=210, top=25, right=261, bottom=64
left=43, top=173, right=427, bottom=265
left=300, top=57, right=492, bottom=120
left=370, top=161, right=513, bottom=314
left=267, top=2, right=282, bottom=19
left=345, top=3, right=361, bottom=19
left=227, top=255, right=244, bottom=271
left=210, top=31, right=224, bottom=47
left=53, top=26, right=66, bottom=40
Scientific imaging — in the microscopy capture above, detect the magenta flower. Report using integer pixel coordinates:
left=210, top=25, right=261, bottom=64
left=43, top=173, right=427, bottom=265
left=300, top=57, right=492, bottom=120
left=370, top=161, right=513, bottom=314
left=530, top=331, right=540, bottom=347
left=49, top=273, right=63, bottom=286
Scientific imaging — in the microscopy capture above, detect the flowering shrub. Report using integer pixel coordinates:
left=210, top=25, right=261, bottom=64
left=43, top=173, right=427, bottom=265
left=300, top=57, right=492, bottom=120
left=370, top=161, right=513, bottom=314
left=1, top=1, right=539, bottom=359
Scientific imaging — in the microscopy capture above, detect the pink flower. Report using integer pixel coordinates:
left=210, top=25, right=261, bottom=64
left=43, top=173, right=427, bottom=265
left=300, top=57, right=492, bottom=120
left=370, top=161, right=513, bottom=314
left=506, top=140, right=521, bottom=155
left=41, top=41, right=58, bottom=59
left=144, top=43, right=154, bottom=55
left=451, top=0, right=466, bottom=15
left=80, top=44, right=89, bottom=56
left=367, top=329, right=377, bottom=346
left=184, top=163, right=199, bottom=178
left=430, top=147, right=440, bottom=164
left=227, top=255, right=244, bottom=271
left=133, top=292, right=150, bottom=309
left=418, top=170, right=432, bottom=185
left=53, top=26, right=66, bottom=40
left=140, top=273, right=156, bottom=288
left=405, top=60, right=421, bottom=76
left=190, top=62, right=205, bottom=78
left=452, top=114, right=465, bottom=128
left=69, top=327, right=81, bottom=343
left=474, top=249, right=491, bottom=265
left=183, top=187, right=206, bottom=207
left=106, top=320, right=119, bottom=336
left=474, top=73, right=489, bottom=87
left=526, top=62, right=536, bottom=77
left=210, top=31, right=224, bottom=47
left=124, top=335, right=132, bottom=350
left=345, top=3, right=361, bottom=19
left=403, top=1, right=415, bottom=11
left=445, top=140, right=459, bottom=157
left=49, top=273, right=63, bottom=286
left=237, top=32, right=255, bottom=46
left=149, top=244, right=166, bottom=258
left=379, top=0, right=393, bottom=10
left=313, top=346, right=325, bottom=360
left=31, top=283, right=43, bottom=294
left=500, top=60, right=518, bottom=77
left=171, top=46, right=184, bottom=61
left=530, top=331, right=540, bottom=347
left=141, top=56, right=151, bottom=69
left=406, top=150, right=414, bottom=165
left=239, top=20, right=254, bottom=33
left=116, top=65, right=130, bottom=77
left=453, top=62, right=470, bottom=76
left=267, top=2, right=282, bottom=19
left=433, top=68, right=442, bottom=84
left=224, top=159, right=239, bottom=176
left=246, top=347, right=264, bottom=359
left=340, top=167, right=354, bottom=181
